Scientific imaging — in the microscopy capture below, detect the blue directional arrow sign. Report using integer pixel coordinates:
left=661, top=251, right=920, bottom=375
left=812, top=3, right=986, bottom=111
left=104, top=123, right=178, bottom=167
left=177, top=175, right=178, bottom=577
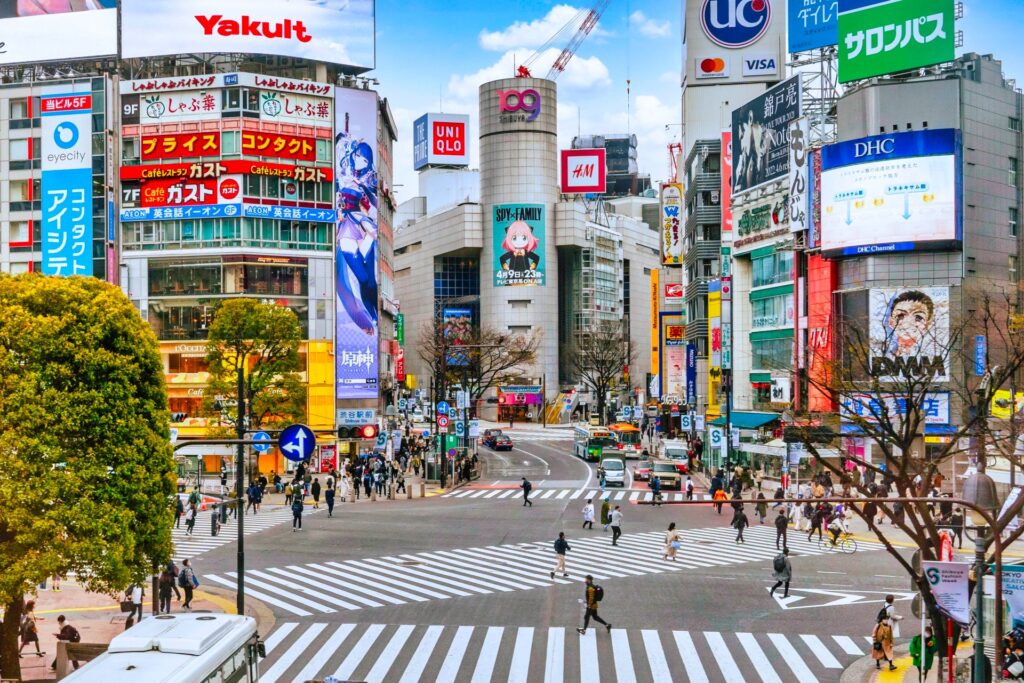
left=252, top=431, right=272, bottom=453
left=278, top=423, right=316, bottom=462
left=436, top=400, right=450, bottom=414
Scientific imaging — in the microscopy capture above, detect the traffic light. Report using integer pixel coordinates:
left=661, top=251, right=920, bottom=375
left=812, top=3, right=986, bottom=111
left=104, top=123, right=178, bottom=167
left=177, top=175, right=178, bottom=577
left=337, top=425, right=379, bottom=440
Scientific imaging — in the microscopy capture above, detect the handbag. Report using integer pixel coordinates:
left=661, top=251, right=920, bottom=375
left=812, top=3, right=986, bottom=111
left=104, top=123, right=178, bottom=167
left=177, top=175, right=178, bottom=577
left=119, top=600, right=133, bottom=613
left=873, top=641, right=883, bottom=651
left=670, top=540, right=681, bottom=550
left=192, top=574, right=200, bottom=588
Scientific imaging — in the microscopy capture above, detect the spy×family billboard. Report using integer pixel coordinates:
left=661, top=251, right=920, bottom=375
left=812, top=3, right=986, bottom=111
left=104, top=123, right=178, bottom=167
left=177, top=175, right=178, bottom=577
left=493, top=203, right=545, bottom=287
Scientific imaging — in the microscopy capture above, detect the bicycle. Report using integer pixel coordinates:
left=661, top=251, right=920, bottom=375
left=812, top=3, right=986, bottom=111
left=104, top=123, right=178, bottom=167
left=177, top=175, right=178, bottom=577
left=818, top=532, right=858, bottom=553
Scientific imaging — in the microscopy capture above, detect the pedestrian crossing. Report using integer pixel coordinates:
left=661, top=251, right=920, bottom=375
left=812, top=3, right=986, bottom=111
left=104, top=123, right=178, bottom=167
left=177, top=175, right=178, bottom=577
left=443, top=487, right=705, bottom=501
left=171, top=507, right=315, bottom=562
left=258, top=621, right=869, bottom=683
left=207, top=526, right=883, bottom=617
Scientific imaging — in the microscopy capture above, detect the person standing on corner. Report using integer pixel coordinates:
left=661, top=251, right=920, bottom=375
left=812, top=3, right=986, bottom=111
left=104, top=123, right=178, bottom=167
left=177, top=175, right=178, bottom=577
left=582, top=499, right=595, bottom=530
left=770, top=547, right=791, bottom=598
left=872, top=617, right=897, bottom=671
left=774, top=508, right=789, bottom=549
left=576, top=575, right=612, bottom=635
left=551, top=531, right=571, bottom=579
left=610, top=505, right=623, bottom=546
left=685, top=476, right=694, bottom=501
left=521, top=477, right=533, bottom=507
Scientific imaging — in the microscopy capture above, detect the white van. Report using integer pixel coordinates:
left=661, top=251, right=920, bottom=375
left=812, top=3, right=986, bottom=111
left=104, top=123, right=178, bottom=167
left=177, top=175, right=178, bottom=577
left=660, top=439, right=691, bottom=474
left=599, top=455, right=627, bottom=487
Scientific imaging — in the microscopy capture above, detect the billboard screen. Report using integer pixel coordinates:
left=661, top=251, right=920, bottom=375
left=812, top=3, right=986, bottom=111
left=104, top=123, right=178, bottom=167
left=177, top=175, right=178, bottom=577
left=662, top=315, right=686, bottom=401
left=721, top=130, right=733, bottom=234
left=560, top=148, right=607, bottom=194
left=41, top=92, right=93, bottom=276
left=788, top=0, right=838, bottom=53
left=0, top=1, right=116, bottom=66
left=121, top=0, right=375, bottom=71
left=820, top=128, right=961, bottom=256
left=660, top=182, right=683, bottom=265
left=838, top=0, right=954, bottom=83
left=493, top=204, right=545, bottom=287
left=335, top=88, right=380, bottom=400
left=868, top=287, right=950, bottom=382
left=413, top=113, right=470, bottom=170
left=442, top=308, right=472, bottom=367
left=731, top=76, right=802, bottom=196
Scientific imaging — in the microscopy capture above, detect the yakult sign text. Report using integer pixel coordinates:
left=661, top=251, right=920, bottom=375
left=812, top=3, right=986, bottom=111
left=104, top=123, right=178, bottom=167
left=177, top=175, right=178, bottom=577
left=413, top=113, right=470, bottom=170
left=41, top=93, right=93, bottom=277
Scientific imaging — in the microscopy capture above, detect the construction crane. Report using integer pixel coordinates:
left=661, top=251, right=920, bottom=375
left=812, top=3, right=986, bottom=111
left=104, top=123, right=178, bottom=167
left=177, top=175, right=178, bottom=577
left=517, top=0, right=612, bottom=80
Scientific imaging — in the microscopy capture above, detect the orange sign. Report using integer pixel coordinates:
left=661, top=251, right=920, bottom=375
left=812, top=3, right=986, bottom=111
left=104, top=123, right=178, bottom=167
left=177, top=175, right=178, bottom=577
left=141, top=132, right=221, bottom=160
left=120, top=160, right=331, bottom=182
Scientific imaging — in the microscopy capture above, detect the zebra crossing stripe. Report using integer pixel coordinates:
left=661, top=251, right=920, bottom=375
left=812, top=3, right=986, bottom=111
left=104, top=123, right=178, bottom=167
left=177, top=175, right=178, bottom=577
left=204, top=573, right=312, bottom=617
left=231, top=570, right=336, bottom=613
left=611, top=628, right=638, bottom=683
left=290, top=624, right=353, bottom=683
left=769, top=632, right=818, bottom=683
left=394, top=552, right=518, bottom=592
left=736, top=632, right=782, bottom=683
left=833, top=634, right=864, bottom=656
left=260, top=567, right=363, bottom=610
left=470, top=626, right=503, bottom=683
left=483, top=490, right=501, bottom=498
left=540, top=490, right=556, bottom=499
left=544, top=627, right=564, bottom=683
left=508, top=627, right=534, bottom=683
left=398, top=624, right=443, bottom=683
left=277, top=565, right=384, bottom=608
left=704, top=631, right=744, bottom=680
left=674, top=631, right=709, bottom=683
left=436, top=548, right=557, bottom=588
left=411, top=551, right=538, bottom=591
left=498, top=489, right=516, bottom=498
left=436, top=626, right=473, bottom=683
left=556, top=489, right=570, bottom=499
left=454, top=546, right=572, bottom=585
left=365, top=623, right=415, bottom=683
left=801, top=634, right=843, bottom=668
left=261, top=621, right=297, bottom=654
left=333, top=623, right=385, bottom=680
left=261, top=623, right=326, bottom=683
left=579, top=628, right=599, bottom=681
left=348, top=558, right=469, bottom=598
left=642, top=629, right=672, bottom=683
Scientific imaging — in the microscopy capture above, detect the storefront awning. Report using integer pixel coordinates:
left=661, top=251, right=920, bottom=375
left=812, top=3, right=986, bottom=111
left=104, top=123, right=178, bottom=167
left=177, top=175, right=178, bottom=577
left=709, top=411, right=780, bottom=429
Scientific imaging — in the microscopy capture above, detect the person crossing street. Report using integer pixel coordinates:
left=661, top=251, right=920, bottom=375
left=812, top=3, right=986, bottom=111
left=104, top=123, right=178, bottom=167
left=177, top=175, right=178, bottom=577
left=770, top=547, right=792, bottom=598
left=732, top=505, right=749, bottom=544
left=551, top=532, right=570, bottom=579
left=581, top=499, right=595, bottom=530
left=610, top=506, right=623, bottom=546
left=521, top=477, right=533, bottom=506
left=576, top=575, right=612, bottom=635
left=774, top=508, right=789, bottom=549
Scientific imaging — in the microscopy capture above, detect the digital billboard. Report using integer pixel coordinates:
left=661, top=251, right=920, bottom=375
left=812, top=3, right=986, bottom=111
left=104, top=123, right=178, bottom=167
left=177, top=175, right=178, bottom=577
left=493, top=204, right=545, bottom=287
left=560, top=148, right=607, bottom=194
left=660, top=183, right=683, bottom=265
left=335, top=88, right=380, bottom=400
left=121, top=0, right=376, bottom=72
left=443, top=308, right=472, bottom=367
left=820, top=128, right=961, bottom=256
left=838, top=0, right=954, bottom=84
left=41, top=92, right=93, bottom=276
left=413, top=113, right=470, bottom=170
left=788, top=0, right=838, bottom=53
left=0, top=1, right=116, bottom=66
left=868, top=287, right=950, bottom=383
left=731, top=76, right=802, bottom=195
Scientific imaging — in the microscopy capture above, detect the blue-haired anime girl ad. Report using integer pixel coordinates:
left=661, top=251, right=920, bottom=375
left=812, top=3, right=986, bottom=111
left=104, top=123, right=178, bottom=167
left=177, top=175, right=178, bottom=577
left=335, top=90, right=379, bottom=399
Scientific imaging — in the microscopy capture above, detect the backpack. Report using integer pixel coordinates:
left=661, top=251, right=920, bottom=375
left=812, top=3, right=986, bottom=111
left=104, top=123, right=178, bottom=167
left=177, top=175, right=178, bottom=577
left=593, top=584, right=604, bottom=602
left=177, top=571, right=188, bottom=588
left=877, top=605, right=889, bottom=623
left=773, top=554, right=787, bottom=573
left=67, top=626, right=81, bottom=643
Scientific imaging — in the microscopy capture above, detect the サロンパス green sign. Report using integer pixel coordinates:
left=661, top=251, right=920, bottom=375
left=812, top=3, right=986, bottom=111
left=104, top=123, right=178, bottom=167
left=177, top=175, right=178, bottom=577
left=839, top=0, right=954, bottom=84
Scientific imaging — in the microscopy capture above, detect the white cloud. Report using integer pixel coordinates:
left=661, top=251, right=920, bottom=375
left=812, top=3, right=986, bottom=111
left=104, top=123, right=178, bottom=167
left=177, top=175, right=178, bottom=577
left=479, top=5, right=585, bottom=51
left=629, top=10, right=671, bottom=38
left=447, top=49, right=610, bottom=100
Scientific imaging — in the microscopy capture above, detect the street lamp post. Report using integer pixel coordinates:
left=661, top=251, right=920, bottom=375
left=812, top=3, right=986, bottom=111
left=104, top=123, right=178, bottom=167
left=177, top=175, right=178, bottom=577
left=964, top=470, right=1001, bottom=682
left=234, top=367, right=246, bottom=615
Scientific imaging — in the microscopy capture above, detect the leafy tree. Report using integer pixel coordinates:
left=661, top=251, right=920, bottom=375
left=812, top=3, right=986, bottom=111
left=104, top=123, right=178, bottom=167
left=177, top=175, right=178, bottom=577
left=0, top=274, right=175, bottom=679
left=566, top=320, right=635, bottom=424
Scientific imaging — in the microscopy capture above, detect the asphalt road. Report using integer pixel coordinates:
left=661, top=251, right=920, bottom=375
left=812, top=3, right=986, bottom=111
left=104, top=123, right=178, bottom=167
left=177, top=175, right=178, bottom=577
left=187, top=429, right=916, bottom=682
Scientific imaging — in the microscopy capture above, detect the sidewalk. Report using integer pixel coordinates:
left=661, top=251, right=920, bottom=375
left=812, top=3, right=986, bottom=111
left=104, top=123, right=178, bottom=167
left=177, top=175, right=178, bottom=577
left=842, top=641, right=975, bottom=682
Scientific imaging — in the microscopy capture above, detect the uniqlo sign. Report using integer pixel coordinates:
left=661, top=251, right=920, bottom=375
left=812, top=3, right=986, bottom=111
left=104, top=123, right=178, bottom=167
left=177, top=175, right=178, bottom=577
left=560, top=148, right=607, bottom=194
left=413, top=113, right=470, bottom=170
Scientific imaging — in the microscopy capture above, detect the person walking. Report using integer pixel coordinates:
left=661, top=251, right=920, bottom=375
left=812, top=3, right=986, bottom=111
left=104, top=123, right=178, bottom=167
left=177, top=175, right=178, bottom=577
left=158, top=568, right=174, bottom=614
left=325, top=478, right=336, bottom=517
left=245, top=482, right=259, bottom=514
left=576, top=575, right=612, bottom=635
left=732, top=506, right=749, bottom=544
left=881, top=593, right=904, bottom=638
left=166, top=560, right=181, bottom=602
left=292, top=491, right=304, bottom=531
left=184, top=503, right=197, bottom=536
left=772, top=486, right=785, bottom=510
left=19, top=599, right=42, bottom=657
left=951, top=507, right=965, bottom=548
left=50, top=615, right=80, bottom=671
left=663, top=522, right=681, bottom=561
left=521, top=477, right=533, bottom=507
left=582, top=499, right=595, bottom=530
left=610, top=506, right=623, bottom=546
left=284, top=481, right=293, bottom=506
left=685, top=476, right=694, bottom=500
left=651, top=475, right=663, bottom=506
left=774, top=508, right=789, bottom=549
left=909, top=625, right=937, bottom=679
left=551, top=532, right=571, bottom=579
left=872, top=617, right=897, bottom=671
left=174, top=496, right=184, bottom=528
left=808, top=503, right=825, bottom=541
left=179, top=559, right=197, bottom=611
left=755, top=492, right=767, bottom=524
left=770, top=547, right=792, bottom=598
left=712, top=488, right=728, bottom=515
left=395, top=468, right=406, bottom=495
left=311, top=477, right=321, bottom=509
left=600, top=497, right=611, bottom=531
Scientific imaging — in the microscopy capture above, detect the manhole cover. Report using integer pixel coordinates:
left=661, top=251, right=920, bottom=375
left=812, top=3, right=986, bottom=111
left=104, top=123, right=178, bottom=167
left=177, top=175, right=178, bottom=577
left=396, top=560, right=422, bottom=566
left=693, top=540, right=715, bottom=545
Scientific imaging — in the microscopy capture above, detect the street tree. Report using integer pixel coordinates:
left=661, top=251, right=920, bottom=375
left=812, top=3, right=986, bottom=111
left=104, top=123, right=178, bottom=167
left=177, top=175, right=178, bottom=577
left=0, top=274, right=175, bottom=679
left=566, top=320, right=636, bottom=424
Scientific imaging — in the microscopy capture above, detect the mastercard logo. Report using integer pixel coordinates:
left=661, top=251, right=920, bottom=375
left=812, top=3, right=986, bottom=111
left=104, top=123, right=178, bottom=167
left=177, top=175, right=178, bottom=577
left=696, top=57, right=729, bottom=78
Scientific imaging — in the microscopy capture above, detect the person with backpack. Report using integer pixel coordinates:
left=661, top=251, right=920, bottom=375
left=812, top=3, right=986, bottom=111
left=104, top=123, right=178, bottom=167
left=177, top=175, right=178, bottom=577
left=158, top=568, right=174, bottom=614
left=610, top=506, right=623, bottom=546
left=770, top=547, right=792, bottom=598
left=732, top=505, right=749, bottom=543
left=19, top=599, right=42, bottom=657
left=774, top=509, right=789, bottom=549
left=881, top=594, right=904, bottom=638
left=685, top=476, right=694, bottom=500
left=663, top=522, right=681, bottom=561
left=576, top=575, right=612, bottom=635
left=50, top=615, right=80, bottom=671
left=292, top=491, right=304, bottom=530
left=184, top=503, right=197, bottom=536
left=521, top=477, right=533, bottom=507
left=174, top=496, right=184, bottom=528
left=179, top=559, right=197, bottom=610
left=551, top=532, right=571, bottom=579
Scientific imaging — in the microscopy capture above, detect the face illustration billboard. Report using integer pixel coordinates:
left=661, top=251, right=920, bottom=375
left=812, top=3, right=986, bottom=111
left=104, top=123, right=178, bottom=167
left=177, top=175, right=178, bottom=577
left=868, top=287, right=949, bottom=382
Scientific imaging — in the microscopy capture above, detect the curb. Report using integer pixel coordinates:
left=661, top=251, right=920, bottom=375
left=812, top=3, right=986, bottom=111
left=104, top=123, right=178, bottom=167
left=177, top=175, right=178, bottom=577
left=841, top=643, right=912, bottom=683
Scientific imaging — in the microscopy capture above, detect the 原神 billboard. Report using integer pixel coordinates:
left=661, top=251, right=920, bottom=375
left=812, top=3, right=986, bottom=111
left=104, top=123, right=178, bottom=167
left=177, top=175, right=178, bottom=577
left=121, top=0, right=375, bottom=72
left=493, top=204, right=545, bottom=287
left=335, top=88, right=380, bottom=400
left=0, top=0, right=117, bottom=66
left=732, top=76, right=802, bottom=195
left=443, top=308, right=473, bottom=367
left=869, top=287, right=950, bottom=382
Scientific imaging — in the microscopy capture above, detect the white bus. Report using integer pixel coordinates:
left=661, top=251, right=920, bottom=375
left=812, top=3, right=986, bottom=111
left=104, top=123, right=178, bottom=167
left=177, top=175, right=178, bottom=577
left=573, top=425, right=618, bottom=462
left=64, top=613, right=263, bottom=683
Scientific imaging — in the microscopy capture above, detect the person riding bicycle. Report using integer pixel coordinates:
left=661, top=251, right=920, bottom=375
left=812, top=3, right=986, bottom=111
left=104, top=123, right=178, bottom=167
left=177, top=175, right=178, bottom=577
left=827, top=513, right=845, bottom=546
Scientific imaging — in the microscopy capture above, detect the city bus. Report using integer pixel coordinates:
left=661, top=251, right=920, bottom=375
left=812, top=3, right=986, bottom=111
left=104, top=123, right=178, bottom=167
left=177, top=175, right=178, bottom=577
left=64, top=613, right=264, bottom=682
left=607, top=422, right=643, bottom=457
left=573, top=425, right=618, bottom=462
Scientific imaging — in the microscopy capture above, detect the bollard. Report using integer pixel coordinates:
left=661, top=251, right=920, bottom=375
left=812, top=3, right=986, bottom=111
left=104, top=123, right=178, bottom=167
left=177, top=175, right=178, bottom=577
left=407, top=484, right=413, bottom=500
left=348, top=488, right=355, bottom=503
left=371, top=488, right=377, bottom=501
left=419, top=481, right=426, bottom=498
left=219, top=502, right=228, bottom=524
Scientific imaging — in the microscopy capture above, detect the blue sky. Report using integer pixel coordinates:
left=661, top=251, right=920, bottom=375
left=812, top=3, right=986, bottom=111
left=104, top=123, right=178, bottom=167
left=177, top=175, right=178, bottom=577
left=373, top=0, right=1024, bottom=199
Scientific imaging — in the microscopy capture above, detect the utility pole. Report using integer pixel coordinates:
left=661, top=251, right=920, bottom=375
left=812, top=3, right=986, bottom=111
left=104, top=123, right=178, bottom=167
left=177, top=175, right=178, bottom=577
left=234, top=366, right=245, bottom=615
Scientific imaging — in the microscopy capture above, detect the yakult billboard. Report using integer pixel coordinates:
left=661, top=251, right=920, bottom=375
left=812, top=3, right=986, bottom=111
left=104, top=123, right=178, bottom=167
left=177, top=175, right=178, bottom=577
left=121, top=0, right=375, bottom=72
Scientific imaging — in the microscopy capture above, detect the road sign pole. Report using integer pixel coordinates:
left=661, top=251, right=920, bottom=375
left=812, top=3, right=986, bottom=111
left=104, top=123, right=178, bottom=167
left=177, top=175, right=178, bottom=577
left=235, top=366, right=245, bottom=615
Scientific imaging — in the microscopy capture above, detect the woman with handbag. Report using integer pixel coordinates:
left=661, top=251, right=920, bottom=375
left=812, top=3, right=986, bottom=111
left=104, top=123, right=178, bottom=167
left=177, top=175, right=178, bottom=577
left=19, top=600, right=42, bottom=657
left=872, top=618, right=897, bottom=671
left=663, top=522, right=681, bottom=561
left=179, top=559, right=197, bottom=611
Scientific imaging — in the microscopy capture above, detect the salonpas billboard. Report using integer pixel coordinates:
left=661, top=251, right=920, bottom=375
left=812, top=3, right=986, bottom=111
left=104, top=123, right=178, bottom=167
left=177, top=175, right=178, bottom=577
left=493, top=204, right=545, bottom=287
left=838, top=0, right=954, bottom=83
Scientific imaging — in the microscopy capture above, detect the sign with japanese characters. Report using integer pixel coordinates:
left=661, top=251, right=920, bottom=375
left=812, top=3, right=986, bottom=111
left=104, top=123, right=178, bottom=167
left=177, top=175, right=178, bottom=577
left=119, top=204, right=242, bottom=222
left=258, top=91, right=333, bottom=126
left=137, top=90, right=222, bottom=123
left=140, top=176, right=239, bottom=207
left=660, top=183, right=683, bottom=265
left=41, top=93, right=93, bottom=277
left=788, top=117, right=810, bottom=234
left=840, top=391, right=951, bottom=425
left=120, top=160, right=331, bottom=183
left=732, top=76, right=802, bottom=195
left=142, top=132, right=221, bottom=160
left=493, top=204, right=546, bottom=287
left=241, top=131, right=316, bottom=161
left=789, top=0, right=839, bottom=52
left=838, top=0, right=954, bottom=83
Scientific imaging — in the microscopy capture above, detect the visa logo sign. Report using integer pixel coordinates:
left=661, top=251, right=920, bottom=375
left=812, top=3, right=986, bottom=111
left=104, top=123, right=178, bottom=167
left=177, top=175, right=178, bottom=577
left=742, top=55, right=778, bottom=76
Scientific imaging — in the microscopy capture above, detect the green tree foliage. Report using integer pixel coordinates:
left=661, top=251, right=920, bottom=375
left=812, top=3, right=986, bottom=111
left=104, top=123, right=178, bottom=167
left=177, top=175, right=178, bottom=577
left=0, top=274, right=175, bottom=678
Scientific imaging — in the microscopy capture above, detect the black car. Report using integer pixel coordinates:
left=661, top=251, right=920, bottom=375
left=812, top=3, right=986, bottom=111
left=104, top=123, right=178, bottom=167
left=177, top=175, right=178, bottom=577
left=481, top=428, right=503, bottom=448
left=491, top=435, right=514, bottom=451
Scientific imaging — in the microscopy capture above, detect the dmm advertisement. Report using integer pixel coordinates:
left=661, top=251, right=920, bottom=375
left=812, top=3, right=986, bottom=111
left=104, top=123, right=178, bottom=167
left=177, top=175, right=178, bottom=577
left=868, top=287, right=950, bottom=382
left=839, top=0, right=954, bottom=84
left=820, top=128, right=961, bottom=256
left=0, top=1, right=116, bottom=66
left=493, top=204, right=545, bottom=287
left=660, top=182, right=683, bottom=265
left=41, top=92, right=93, bottom=276
left=121, top=0, right=375, bottom=72
left=335, top=88, right=380, bottom=400
left=732, top=76, right=802, bottom=195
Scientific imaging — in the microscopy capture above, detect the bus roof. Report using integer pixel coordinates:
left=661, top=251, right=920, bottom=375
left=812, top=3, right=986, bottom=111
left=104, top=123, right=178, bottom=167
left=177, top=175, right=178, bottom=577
left=64, top=613, right=256, bottom=682
left=607, top=423, right=640, bottom=432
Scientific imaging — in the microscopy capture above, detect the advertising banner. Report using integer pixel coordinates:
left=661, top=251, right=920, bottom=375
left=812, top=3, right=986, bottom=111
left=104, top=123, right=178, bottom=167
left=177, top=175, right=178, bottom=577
left=142, top=133, right=221, bottom=161
left=335, top=88, right=380, bottom=400
left=135, top=90, right=222, bottom=124
left=820, top=128, right=961, bottom=256
left=921, top=561, right=971, bottom=625
left=721, top=130, right=733, bottom=235
left=732, top=76, right=802, bottom=196
left=684, top=0, right=786, bottom=85
left=788, top=117, right=810, bottom=234
left=413, top=113, right=470, bottom=170
left=560, top=148, right=607, bottom=194
left=443, top=308, right=473, bottom=367
left=1002, top=566, right=1024, bottom=629
left=120, top=160, right=331, bottom=183
left=734, top=192, right=789, bottom=249
left=660, top=183, right=683, bottom=265
left=838, top=0, right=954, bottom=84
left=121, top=0, right=375, bottom=71
left=650, top=269, right=660, bottom=376
left=788, top=0, right=838, bottom=52
left=241, top=131, right=316, bottom=162
left=493, top=204, right=545, bottom=287
left=140, top=176, right=240, bottom=207
left=662, top=314, right=686, bottom=400
left=839, top=392, right=951, bottom=426
left=664, top=283, right=684, bottom=300
left=258, top=91, right=333, bottom=127
left=868, top=287, right=950, bottom=382
left=41, top=93, right=93, bottom=277
left=0, top=1, right=116, bottom=66
left=686, top=343, right=697, bottom=405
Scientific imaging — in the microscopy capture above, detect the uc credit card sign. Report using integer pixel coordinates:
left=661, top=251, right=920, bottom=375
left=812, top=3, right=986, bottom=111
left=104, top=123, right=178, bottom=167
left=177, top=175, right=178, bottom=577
left=41, top=93, right=93, bottom=276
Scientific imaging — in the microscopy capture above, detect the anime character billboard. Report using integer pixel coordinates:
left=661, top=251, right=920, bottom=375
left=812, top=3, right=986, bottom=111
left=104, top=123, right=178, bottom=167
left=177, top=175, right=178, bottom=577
left=868, top=287, right=950, bottom=382
left=335, top=89, right=379, bottom=400
left=493, top=203, right=545, bottom=287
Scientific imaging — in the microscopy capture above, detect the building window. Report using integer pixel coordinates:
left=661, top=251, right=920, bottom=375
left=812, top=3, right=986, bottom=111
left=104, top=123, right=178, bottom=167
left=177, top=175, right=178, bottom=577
left=752, top=250, right=794, bottom=288
left=751, top=293, right=795, bottom=329
left=1011, top=255, right=1018, bottom=282
left=1012, top=157, right=1019, bottom=187
left=751, top=337, right=792, bottom=370
left=1011, top=117, right=1022, bottom=132
left=1012, top=207, right=1019, bottom=237
left=9, top=98, right=28, bottom=119
left=8, top=221, right=29, bottom=244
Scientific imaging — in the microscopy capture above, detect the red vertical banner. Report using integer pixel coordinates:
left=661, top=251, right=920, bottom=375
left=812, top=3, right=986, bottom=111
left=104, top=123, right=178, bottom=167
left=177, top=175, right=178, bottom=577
left=721, top=130, right=733, bottom=234
left=806, top=254, right=837, bottom=412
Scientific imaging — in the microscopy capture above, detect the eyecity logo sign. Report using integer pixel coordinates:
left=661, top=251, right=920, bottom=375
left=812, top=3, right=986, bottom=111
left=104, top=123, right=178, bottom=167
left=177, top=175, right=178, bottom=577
left=53, top=122, right=79, bottom=150
left=701, top=0, right=772, bottom=48
left=498, top=89, right=541, bottom=122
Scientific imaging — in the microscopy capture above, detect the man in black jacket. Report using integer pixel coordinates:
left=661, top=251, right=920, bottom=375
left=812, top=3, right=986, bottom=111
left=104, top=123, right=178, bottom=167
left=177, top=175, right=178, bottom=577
left=551, top=532, right=570, bottom=579
left=774, top=508, right=789, bottom=549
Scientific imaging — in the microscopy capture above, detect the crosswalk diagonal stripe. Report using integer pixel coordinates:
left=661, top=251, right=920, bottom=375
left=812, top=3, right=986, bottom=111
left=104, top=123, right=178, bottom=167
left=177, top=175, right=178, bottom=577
left=465, top=545, right=569, bottom=579
left=498, top=490, right=517, bottom=498
left=704, top=631, right=744, bottom=680
left=544, top=627, right=564, bottom=683
left=736, top=632, right=783, bottom=683
left=414, top=550, right=543, bottom=590
left=260, top=567, right=363, bottom=610
left=232, top=570, right=337, bottom=613
left=485, top=544, right=617, bottom=581
left=347, top=558, right=470, bottom=598
left=436, top=626, right=474, bottom=683
left=470, top=490, right=489, bottom=498
left=383, top=555, right=496, bottom=594
left=470, top=626, right=503, bottom=683
left=260, top=623, right=327, bottom=683
left=395, top=552, right=514, bottom=592
left=540, top=490, right=555, bottom=499
left=262, top=622, right=297, bottom=654
left=332, top=623, right=385, bottom=679
left=311, top=561, right=425, bottom=603
left=508, top=627, right=534, bottom=683
left=768, top=632, right=819, bottom=683
left=438, top=548, right=560, bottom=587
left=292, top=624, right=354, bottom=683
left=564, top=542, right=674, bottom=576
left=801, top=634, right=843, bottom=668
left=398, top=625, right=444, bottom=683
left=204, top=574, right=312, bottom=616
left=579, top=628, right=600, bottom=681
left=641, top=630, right=672, bottom=683
left=832, top=634, right=864, bottom=656
left=277, top=565, right=385, bottom=607
left=556, top=490, right=570, bottom=499
left=365, top=624, right=415, bottom=683
left=611, top=628, right=637, bottom=683
left=578, top=536, right=700, bottom=570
